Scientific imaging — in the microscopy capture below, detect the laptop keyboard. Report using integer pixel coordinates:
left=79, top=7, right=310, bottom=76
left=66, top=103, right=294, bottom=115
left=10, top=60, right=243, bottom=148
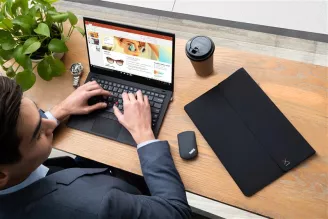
left=91, top=77, right=166, bottom=129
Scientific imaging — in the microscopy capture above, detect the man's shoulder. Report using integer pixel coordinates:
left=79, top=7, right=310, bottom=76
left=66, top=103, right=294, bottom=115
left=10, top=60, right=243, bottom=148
left=0, top=168, right=139, bottom=216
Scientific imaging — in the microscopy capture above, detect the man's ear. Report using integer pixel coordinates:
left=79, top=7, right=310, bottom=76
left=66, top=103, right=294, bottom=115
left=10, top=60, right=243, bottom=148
left=0, top=170, right=9, bottom=189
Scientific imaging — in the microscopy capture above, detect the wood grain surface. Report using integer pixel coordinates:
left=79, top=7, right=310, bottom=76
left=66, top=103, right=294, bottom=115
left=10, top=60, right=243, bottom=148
left=24, top=20, right=328, bottom=219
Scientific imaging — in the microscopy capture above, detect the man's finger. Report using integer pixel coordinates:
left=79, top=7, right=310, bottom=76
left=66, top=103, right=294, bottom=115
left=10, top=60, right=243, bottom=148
left=86, top=83, right=102, bottom=91
left=122, top=92, right=129, bottom=103
left=87, top=89, right=111, bottom=98
left=136, top=90, right=143, bottom=103
left=144, top=95, right=150, bottom=107
left=113, top=105, right=124, bottom=124
left=128, top=92, right=136, bottom=102
left=86, top=102, right=107, bottom=113
left=83, top=81, right=97, bottom=89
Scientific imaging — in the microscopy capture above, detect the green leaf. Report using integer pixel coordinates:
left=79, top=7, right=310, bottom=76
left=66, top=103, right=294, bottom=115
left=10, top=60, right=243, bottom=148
left=15, top=69, right=36, bottom=91
left=0, top=57, right=4, bottom=65
left=50, top=57, right=65, bottom=76
left=51, top=13, right=68, bottom=23
left=45, top=0, right=59, bottom=3
left=67, top=11, right=78, bottom=26
left=37, top=55, right=65, bottom=80
left=2, top=18, right=13, bottom=29
left=4, top=1, right=13, bottom=17
left=23, top=37, right=39, bottom=53
left=37, top=56, right=53, bottom=81
left=0, top=14, right=4, bottom=22
left=34, top=23, right=50, bottom=37
left=0, top=30, right=16, bottom=50
left=1, top=39, right=16, bottom=50
left=75, top=26, right=85, bottom=37
left=6, top=66, right=15, bottom=78
left=12, top=15, right=36, bottom=34
left=0, top=30, right=11, bottom=43
left=0, top=48, right=14, bottom=60
left=14, top=45, right=32, bottom=70
left=24, top=41, right=41, bottom=55
left=48, top=39, right=68, bottom=53
left=28, top=5, right=40, bottom=18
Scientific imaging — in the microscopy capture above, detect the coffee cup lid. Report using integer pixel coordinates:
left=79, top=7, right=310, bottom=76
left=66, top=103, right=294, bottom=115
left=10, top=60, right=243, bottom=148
left=185, top=36, right=215, bottom=62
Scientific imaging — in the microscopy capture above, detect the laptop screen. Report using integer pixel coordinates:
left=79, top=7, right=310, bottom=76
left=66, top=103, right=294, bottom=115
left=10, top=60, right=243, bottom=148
left=85, top=20, right=174, bottom=86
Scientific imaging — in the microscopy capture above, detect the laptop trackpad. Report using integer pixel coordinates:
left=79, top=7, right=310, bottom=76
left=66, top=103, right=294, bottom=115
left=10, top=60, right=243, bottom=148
left=91, top=117, right=121, bottom=139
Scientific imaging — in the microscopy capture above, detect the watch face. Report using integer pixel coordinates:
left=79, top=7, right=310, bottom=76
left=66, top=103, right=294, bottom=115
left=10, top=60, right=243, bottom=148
left=71, top=63, right=84, bottom=75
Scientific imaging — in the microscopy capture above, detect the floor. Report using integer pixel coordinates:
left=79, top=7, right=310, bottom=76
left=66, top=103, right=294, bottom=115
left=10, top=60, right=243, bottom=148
left=57, top=0, right=327, bottom=67
left=51, top=0, right=327, bottom=218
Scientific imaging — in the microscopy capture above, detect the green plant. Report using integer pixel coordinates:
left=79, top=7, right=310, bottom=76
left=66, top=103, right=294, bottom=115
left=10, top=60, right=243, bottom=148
left=0, top=0, right=85, bottom=91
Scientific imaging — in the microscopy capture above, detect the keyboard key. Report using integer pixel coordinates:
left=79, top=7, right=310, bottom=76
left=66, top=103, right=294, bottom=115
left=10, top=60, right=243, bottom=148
left=104, top=85, right=108, bottom=89
left=108, top=96, right=113, bottom=102
left=117, top=83, right=121, bottom=87
left=113, top=83, right=117, bottom=86
left=108, top=82, right=112, bottom=85
left=113, top=93, right=118, bottom=97
left=152, top=119, right=157, bottom=123
left=148, top=96, right=154, bottom=101
left=146, top=91, right=150, bottom=95
left=99, top=84, right=104, bottom=88
left=107, top=86, right=113, bottom=91
left=154, top=93, right=159, bottom=97
left=113, top=87, right=118, bottom=92
left=149, top=101, right=154, bottom=107
left=123, top=90, right=128, bottom=93
left=96, top=79, right=101, bottom=83
left=154, top=103, right=162, bottom=109
left=150, top=92, right=154, bottom=96
left=151, top=108, right=160, bottom=114
left=104, top=81, right=108, bottom=85
left=119, top=94, right=122, bottom=98
left=133, top=88, right=137, bottom=92
left=152, top=114, right=159, bottom=119
left=118, top=105, right=123, bottom=110
left=91, top=77, right=95, bottom=81
left=118, top=99, right=123, bottom=104
left=129, top=87, right=134, bottom=91
left=125, top=86, right=129, bottom=89
left=118, top=88, right=123, bottom=93
left=152, top=123, right=156, bottom=127
left=142, top=90, right=145, bottom=94
left=159, top=94, right=165, bottom=98
left=101, top=80, right=104, bottom=83
left=153, top=97, right=163, bottom=103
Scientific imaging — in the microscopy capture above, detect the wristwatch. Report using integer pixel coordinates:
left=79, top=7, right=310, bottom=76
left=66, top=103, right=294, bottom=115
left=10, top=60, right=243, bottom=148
left=70, top=63, right=84, bottom=88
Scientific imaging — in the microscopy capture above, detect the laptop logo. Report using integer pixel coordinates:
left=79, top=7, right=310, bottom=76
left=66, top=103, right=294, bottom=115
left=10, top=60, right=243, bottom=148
left=189, top=148, right=196, bottom=155
left=283, top=158, right=290, bottom=167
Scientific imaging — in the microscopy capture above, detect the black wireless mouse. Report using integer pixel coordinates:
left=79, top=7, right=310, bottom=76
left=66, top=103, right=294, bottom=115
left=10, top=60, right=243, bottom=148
left=178, top=131, right=198, bottom=160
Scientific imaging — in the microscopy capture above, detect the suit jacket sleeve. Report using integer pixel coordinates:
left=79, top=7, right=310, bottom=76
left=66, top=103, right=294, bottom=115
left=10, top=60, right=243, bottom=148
left=99, top=141, right=192, bottom=219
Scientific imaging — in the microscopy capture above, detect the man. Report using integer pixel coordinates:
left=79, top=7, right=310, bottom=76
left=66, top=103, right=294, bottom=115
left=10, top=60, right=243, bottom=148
left=0, top=77, right=191, bottom=219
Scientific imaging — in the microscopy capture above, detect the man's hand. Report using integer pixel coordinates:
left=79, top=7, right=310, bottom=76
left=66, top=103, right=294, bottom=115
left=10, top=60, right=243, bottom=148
left=50, top=81, right=111, bottom=121
left=114, top=90, right=155, bottom=145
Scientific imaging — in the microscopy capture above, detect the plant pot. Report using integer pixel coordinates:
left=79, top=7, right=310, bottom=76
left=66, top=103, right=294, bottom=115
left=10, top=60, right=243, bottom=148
left=31, top=52, right=65, bottom=63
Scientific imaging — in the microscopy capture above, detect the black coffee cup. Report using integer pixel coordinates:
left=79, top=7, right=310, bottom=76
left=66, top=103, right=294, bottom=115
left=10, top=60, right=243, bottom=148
left=185, top=36, right=215, bottom=76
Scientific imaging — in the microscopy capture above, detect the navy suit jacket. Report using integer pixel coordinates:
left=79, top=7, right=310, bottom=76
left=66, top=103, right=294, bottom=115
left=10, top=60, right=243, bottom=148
left=0, top=141, right=192, bottom=219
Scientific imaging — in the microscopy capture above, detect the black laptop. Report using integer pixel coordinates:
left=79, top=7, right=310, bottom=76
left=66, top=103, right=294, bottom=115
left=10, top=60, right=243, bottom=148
left=67, top=17, right=175, bottom=146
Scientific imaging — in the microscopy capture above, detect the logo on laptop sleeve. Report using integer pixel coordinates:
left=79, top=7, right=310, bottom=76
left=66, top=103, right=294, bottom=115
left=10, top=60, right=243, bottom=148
left=283, top=158, right=290, bottom=167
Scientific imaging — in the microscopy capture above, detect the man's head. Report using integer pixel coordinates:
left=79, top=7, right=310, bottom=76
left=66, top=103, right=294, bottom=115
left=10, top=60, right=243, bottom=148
left=0, top=77, right=56, bottom=189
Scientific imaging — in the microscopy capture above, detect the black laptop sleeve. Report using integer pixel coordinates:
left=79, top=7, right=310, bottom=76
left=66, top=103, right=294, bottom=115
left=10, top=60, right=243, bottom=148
left=184, top=68, right=316, bottom=196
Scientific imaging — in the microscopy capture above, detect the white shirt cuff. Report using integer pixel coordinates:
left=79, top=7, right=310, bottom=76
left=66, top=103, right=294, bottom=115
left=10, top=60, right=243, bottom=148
left=44, top=111, right=60, bottom=126
left=137, top=139, right=160, bottom=149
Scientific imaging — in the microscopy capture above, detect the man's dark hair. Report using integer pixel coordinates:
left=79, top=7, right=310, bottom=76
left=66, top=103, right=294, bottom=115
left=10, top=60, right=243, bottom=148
left=0, top=76, right=23, bottom=165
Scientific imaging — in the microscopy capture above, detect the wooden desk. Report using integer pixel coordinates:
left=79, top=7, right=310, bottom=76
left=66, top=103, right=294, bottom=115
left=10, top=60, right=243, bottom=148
left=25, top=21, right=328, bottom=219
